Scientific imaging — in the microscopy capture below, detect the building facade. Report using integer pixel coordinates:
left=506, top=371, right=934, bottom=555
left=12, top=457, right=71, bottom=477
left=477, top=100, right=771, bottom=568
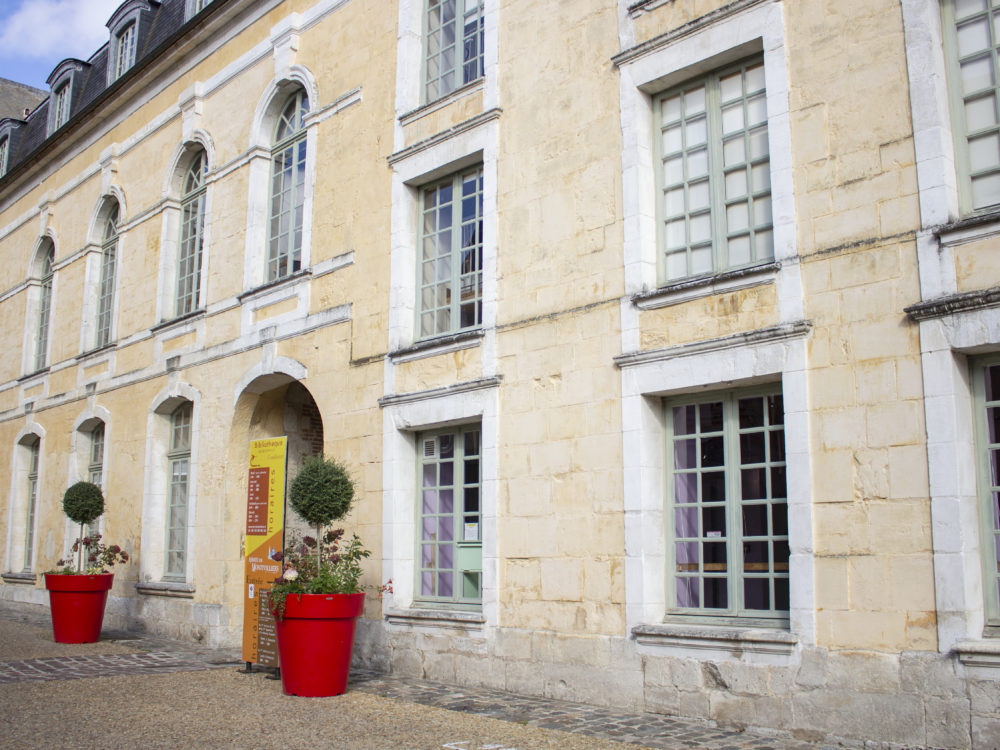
left=0, top=0, right=998, bottom=746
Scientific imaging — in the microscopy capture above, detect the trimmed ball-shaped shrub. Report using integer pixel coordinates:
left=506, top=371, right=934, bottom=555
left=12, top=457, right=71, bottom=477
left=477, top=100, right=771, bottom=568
left=288, top=456, right=355, bottom=527
left=62, top=481, right=105, bottom=525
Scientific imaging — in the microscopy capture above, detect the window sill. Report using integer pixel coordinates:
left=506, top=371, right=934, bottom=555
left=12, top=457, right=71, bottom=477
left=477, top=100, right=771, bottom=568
left=76, top=343, right=116, bottom=362
left=1, top=572, right=37, bottom=585
left=934, top=206, right=1000, bottom=245
left=953, top=639, right=1000, bottom=669
left=632, top=622, right=797, bottom=657
left=237, top=269, right=311, bottom=303
left=135, top=581, right=195, bottom=599
left=389, top=329, right=484, bottom=363
left=632, top=261, right=780, bottom=310
left=17, top=367, right=50, bottom=384
left=385, top=606, right=484, bottom=631
left=151, top=309, right=206, bottom=334
left=399, top=78, right=485, bottom=127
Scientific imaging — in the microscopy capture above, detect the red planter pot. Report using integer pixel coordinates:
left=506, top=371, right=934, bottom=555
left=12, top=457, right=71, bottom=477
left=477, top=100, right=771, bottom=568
left=44, top=573, right=114, bottom=644
left=273, top=591, right=364, bottom=697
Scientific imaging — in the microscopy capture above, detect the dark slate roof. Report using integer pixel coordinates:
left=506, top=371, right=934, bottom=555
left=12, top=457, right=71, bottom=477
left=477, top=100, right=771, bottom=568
left=1, top=0, right=228, bottom=181
left=0, top=78, right=46, bottom=121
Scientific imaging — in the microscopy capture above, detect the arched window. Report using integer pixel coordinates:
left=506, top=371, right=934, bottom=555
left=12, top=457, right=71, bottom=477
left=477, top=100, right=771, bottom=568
left=34, top=240, right=54, bottom=371
left=23, top=436, right=40, bottom=571
left=267, top=89, right=309, bottom=282
left=96, top=202, right=119, bottom=348
left=177, top=150, right=207, bottom=316
left=166, top=401, right=192, bottom=579
left=89, top=422, right=105, bottom=488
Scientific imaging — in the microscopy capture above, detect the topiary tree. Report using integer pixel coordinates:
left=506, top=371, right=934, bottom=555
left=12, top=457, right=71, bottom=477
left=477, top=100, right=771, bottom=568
left=62, top=481, right=104, bottom=572
left=288, top=456, right=355, bottom=574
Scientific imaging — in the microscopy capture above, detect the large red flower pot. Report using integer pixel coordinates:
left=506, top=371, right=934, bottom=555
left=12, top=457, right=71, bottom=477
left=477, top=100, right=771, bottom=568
left=44, top=573, right=114, bottom=644
left=273, top=591, right=365, bottom=697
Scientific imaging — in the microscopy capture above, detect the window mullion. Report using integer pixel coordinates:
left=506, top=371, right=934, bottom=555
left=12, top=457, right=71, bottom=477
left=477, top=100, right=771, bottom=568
left=706, top=74, right=727, bottom=274
left=451, top=173, right=462, bottom=331
left=725, top=392, right=745, bottom=617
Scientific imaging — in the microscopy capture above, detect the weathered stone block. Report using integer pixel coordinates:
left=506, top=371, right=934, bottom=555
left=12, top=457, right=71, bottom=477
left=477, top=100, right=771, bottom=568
left=925, top=695, right=972, bottom=750
left=826, top=650, right=901, bottom=693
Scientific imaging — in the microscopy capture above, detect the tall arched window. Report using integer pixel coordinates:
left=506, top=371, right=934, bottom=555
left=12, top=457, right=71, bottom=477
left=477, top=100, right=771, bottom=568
left=34, top=240, right=54, bottom=371
left=96, top=203, right=119, bottom=348
left=177, top=150, right=207, bottom=316
left=23, top=436, right=40, bottom=571
left=166, top=401, right=192, bottom=580
left=89, top=422, right=105, bottom=488
left=267, top=89, right=309, bottom=282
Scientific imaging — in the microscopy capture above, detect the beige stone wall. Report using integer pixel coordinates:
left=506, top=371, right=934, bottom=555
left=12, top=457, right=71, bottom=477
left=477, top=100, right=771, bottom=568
left=1, top=0, right=998, bottom=745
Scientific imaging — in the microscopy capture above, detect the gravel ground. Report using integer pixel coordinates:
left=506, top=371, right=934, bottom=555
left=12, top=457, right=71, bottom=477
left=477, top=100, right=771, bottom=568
left=0, top=668, right=646, bottom=750
left=0, top=617, right=140, bottom=660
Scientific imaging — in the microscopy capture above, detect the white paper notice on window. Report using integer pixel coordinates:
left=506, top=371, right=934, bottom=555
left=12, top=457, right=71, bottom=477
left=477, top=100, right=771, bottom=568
left=464, top=522, right=479, bottom=541
left=706, top=531, right=722, bottom=537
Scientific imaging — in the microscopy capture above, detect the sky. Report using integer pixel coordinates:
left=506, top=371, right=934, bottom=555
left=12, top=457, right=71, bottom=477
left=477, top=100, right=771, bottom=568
left=0, top=0, right=123, bottom=91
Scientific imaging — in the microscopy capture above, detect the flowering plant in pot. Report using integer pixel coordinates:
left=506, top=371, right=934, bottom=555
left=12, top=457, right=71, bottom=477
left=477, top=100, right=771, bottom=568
left=45, top=481, right=129, bottom=643
left=269, top=456, right=370, bottom=697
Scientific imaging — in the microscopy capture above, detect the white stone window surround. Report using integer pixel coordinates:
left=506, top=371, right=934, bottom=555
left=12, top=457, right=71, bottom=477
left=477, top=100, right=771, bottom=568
left=615, top=0, right=801, bottom=350
left=106, top=1, right=154, bottom=84
left=386, top=111, right=500, bottom=364
left=907, top=301, right=1000, bottom=653
left=66, top=408, right=112, bottom=553
left=140, top=382, right=201, bottom=586
left=20, top=233, right=59, bottom=376
left=157, top=133, right=216, bottom=326
left=901, top=1, right=1000, bottom=656
left=80, top=190, right=127, bottom=355
left=46, top=59, right=83, bottom=136
left=380, top=378, right=500, bottom=631
left=243, top=62, right=319, bottom=297
left=394, top=0, right=499, bottom=126
left=5, top=424, right=45, bottom=575
left=618, top=323, right=814, bottom=658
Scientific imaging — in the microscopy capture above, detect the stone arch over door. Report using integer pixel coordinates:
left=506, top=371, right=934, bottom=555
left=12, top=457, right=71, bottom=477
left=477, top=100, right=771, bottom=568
left=228, top=367, right=324, bottom=543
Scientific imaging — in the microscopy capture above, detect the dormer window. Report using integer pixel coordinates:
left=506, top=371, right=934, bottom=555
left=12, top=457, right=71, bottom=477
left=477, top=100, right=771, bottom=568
left=115, top=22, right=137, bottom=79
left=0, top=136, right=7, bottom=176
left=52, top=83, right=71, bottom=129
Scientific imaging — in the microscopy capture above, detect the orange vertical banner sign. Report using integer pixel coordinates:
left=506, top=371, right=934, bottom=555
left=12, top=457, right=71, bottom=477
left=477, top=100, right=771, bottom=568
left=241, top=437, right=287, bottom=666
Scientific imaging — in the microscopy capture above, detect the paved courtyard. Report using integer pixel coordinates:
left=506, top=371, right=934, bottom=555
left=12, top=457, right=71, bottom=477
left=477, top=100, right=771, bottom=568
left=0, top=601, right=880, bottom=749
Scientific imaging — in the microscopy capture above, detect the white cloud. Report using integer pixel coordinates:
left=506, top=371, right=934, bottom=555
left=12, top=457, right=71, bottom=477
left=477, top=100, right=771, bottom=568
left=0, top=0, right=123, bottom=62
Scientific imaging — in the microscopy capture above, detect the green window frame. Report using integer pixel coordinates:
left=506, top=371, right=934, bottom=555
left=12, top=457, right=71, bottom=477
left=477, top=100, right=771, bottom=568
left=970, top=356, right=1000, bottom=632
left=416, top=425, right=482, bottom=608
left=96, top=204, right=119, bottom=349
left=417, top=166, right=483, bottom=338
left=165, top=402, right=192, bottom=580
left=665, top=388, right=789, bottom=623
left=23, top=437, right=39, bottom=572
left=942, top=0, right=1000, bottom=212
left=177, top=150, right=207, bottom=316
left=654, top=57, right=773, bottom=283
left=34, top=241, right=54, bottom=372
left=424, top=0, right=484, bottom=102
left=267, top=90, right=308, bottom=283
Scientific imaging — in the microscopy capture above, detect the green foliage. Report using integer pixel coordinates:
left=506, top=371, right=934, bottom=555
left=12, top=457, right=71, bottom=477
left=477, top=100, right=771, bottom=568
left=53, top=534, right=129, bottom=574
left=62, top=481, right=105, bottom=525
left=269, top=530, right=370, bottom=618
left=288, top=456, right=355, bottom=527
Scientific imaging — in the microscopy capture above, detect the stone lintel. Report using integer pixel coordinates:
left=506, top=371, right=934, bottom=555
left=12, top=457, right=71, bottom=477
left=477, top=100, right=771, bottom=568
left=632, top=622, right=797, bottom=655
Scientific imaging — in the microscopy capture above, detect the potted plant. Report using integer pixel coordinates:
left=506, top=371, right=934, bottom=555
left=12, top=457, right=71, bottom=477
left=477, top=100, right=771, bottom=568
left=44, top=481, right=129, bottom=644
left=270, top=456, right=370, bottom=697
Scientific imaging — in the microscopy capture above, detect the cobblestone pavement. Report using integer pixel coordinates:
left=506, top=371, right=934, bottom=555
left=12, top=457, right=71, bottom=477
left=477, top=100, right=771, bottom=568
left=0, top=602, right=837, bottom=749
left=348, top=669, right=825, bottom=750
